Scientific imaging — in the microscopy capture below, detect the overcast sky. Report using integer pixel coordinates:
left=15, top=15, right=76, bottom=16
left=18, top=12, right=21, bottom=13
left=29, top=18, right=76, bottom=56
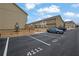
left=17, top=3, right=79, bottom=24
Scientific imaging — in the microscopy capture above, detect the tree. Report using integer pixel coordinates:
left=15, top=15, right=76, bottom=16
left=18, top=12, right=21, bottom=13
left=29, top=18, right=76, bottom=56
left=15, top=22, right=20, bottom=32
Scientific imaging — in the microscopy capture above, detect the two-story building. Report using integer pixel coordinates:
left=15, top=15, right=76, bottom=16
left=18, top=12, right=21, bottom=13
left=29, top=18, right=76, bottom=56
left=0, top=3, right=28, bottom=30
left=30, top=15, right=65, bottom=31
left=30, top=15, right=64, bottom=30
left=65, top=21, right=76, bottom=30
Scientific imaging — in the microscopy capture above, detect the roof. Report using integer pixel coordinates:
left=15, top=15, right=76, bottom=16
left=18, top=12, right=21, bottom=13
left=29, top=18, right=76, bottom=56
left=13, top=3, right=28, bottom=15
left=29, top=15, right=64, bottom=24
left=65, top=21, right=76, bottom=24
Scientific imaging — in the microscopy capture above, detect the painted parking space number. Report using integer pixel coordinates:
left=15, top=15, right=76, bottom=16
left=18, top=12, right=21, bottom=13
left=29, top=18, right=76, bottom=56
left=27, top=47, right=43, bottom=56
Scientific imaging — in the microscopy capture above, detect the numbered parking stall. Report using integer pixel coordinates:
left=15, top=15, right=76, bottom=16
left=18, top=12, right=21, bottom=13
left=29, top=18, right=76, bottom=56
left=7, top=35, right=53, bottom=56
left=31, top=32, right=63, bottom=45
left=0, top=32, right=65, bottom=56
left=0, top=31, right=73, bottom=56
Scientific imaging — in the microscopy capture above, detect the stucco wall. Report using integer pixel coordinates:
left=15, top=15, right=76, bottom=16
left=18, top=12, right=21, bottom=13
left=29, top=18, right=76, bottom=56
left=0, top=3, right=27, bottom=29
left=56, top=16, right=64, bottom=28
left=65, top=23, right=76, bottom=30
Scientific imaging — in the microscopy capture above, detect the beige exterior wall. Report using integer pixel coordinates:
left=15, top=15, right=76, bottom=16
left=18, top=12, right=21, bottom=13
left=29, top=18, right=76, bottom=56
left=65, top=22, right=76, bottom=30
left=33, top=21, right=46, bottom=28
left=31, top=16, right=64, bottom=30
left=0, top=3, right=27, bottom=29
left=56, top=16, right=64, bottom=28
left=46, top=19, right=56, bottom=28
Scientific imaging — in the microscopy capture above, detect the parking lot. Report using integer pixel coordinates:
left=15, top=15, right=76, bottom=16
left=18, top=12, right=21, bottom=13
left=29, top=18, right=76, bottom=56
left=0, top=29, right=79, bottom=56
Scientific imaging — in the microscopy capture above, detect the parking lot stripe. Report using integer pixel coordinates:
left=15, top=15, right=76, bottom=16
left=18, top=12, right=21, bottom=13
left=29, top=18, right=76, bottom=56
left=3, top=37, right=9, bottom=56
left=52, top=39, right=58, bottom=42
left=30, top=36, right=51, bottom=46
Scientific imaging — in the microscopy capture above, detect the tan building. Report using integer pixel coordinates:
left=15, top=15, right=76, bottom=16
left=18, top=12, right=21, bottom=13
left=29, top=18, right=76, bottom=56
left=65, top=21, right=76, bottom=30
left=30, top=15, right=65, bottom=30
left=0, top=3, right=28, bottom=30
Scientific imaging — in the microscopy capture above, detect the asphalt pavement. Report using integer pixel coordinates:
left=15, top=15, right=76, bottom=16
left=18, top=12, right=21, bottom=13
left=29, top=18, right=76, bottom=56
left=0, top=28, right=79, bottom=56
left=0, top=38, right=7, bottom=56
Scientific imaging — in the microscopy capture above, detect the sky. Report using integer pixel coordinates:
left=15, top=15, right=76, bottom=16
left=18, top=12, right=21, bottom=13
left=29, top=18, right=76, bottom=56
left=17, top=3, right=79, bottom=24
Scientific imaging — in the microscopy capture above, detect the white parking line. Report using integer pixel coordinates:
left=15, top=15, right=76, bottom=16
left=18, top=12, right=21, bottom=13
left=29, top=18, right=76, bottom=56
left=3, top=37, right=9, bottom=56
left=52, top=39, right=58, bottom=42
left=61, top=35, right=66, bottom=38
left=27, top=47, right=43, bottom=56
left=30, top=36, right=51, bottom=46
